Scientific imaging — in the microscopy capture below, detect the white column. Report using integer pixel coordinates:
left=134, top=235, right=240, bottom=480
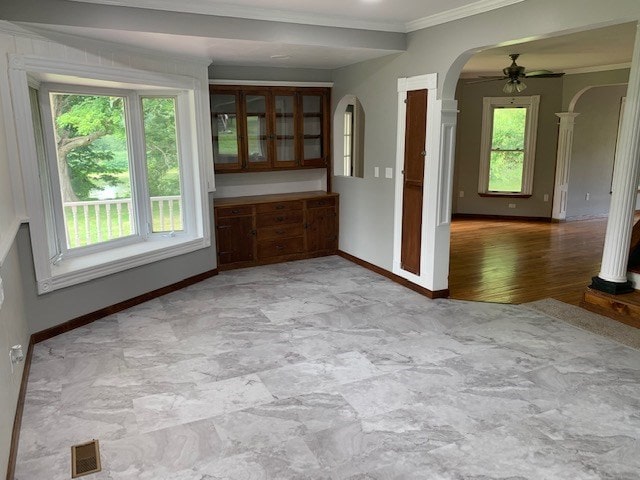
left=595, top=23, right=640, bottom=291
left=551, top=113, right=579, bottom=221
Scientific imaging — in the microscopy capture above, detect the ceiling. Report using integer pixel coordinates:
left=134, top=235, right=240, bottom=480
left=6, top=1, right=637, bottom=73
left=67, top=0, right=524, bottom=33
left=23, top=25, right=401, bottom=69
left=461, top=22, right=636, bottom=77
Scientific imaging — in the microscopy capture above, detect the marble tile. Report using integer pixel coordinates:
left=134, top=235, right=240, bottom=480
left=132, top=373, right=274, bottom=433
left=100, top=417, right=224, bottom=476
left=258, top=351, right=382, bottom=400
left=15, top=256, right=640, bottom=480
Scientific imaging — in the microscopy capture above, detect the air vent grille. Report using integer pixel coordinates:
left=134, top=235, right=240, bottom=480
left=71, top=440, right=101, bottom=478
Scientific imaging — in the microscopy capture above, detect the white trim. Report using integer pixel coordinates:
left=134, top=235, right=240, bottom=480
left=478, top=95, right=540, bottom=196
left=333, top=94, right=362, bottom=179
left=41, top=236, right=209, bottom=293
left=405, top=0, right=525, bottom=32
left=210, top=80, right=334, bottom=88
left=564, top=63, right=631, bottom=76
left=0, top=218, right=23, bottom=267
left=9, top=54, right=212, bottom=294
left=66, top=0, right=524, bottom=33
left=11, top=55, right=201, bottom=91
left=393, top=73, right=445, bottom=291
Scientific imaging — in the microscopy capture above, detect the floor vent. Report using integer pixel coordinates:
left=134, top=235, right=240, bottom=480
left=71, top=440, right=102, bottom=478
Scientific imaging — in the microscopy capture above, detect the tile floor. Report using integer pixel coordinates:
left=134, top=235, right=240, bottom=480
left=15, top=256, right=640, bottom=479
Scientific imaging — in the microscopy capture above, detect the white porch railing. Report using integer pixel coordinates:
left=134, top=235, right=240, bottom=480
left=63, top=195, right=182, bottom=248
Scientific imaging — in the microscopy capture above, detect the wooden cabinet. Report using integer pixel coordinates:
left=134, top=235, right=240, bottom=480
left=210, top=86, right=330, bottom=173
left=213, top=191, right=339, bottom=270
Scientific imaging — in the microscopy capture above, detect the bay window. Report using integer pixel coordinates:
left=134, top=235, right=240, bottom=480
left=10, top=56, right=212, bottom=294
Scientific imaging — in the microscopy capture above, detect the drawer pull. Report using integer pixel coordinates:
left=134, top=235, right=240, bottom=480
left=275, top=216, right=284, bottom=221
left=275, top=205, right=286, bottom=210
left=275, top=245, right=284, bottom=251
left=276, top=230, right=285, bottom=235
left=231, top=209, right=240, bottom=214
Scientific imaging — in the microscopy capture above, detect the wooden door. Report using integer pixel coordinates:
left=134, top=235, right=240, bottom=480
left=400, top=89, right=428, bottom=275
left=307, top=206, right=337, bottom=252
left=299, top=91, right=327, bottom=167
left=216, top=215, right=255, bottom=264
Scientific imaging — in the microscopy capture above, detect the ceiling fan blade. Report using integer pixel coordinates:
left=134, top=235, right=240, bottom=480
left=465, top=76, right=507, bottom=84
left=525, top=70, right=565, bottom=78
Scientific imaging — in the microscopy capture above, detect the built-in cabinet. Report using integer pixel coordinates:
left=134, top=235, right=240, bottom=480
left=210, top=86, right=330, bottom=173
left=214, top=191, right=339, bottom=270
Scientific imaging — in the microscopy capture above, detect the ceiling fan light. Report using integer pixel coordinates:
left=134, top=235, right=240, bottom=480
left=516, top=80, right=527, bottom=92
left=503, top=81, right=516, bottom=94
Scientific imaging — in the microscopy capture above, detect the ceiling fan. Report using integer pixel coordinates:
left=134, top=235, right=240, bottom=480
left=468, top=53, right=565, bottom=93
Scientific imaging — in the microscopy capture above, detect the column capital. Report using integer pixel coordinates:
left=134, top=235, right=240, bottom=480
left=555, top=112, right=580, bottom=121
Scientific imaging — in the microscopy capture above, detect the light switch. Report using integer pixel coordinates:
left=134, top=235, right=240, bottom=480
left=385, top=168, right=393, bottom=179
left=374, top=167, right=380, bottom=178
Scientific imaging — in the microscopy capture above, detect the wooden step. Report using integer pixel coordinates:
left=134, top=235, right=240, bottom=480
left=581, top=287, right=640, bottom=329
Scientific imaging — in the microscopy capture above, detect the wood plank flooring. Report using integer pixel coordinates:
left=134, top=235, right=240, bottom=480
left=449, top=217, right=608, bottom=305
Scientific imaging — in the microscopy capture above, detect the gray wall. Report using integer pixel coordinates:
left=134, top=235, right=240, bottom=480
left=453, top=77, right=563, bottom=217
left=210, top=65, right=333, bottom=83
left=330, top=0, right=639, bottom=270
left=0, top=242, right=30, bottom=477
left=17, top=221, right=217, bottom=333
left=567, top=85, right=628, bottom=218
left=562, top=68, right=630, bottom=111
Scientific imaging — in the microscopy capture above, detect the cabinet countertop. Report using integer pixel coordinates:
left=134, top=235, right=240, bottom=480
left=213, top=191, right=338, bottom=208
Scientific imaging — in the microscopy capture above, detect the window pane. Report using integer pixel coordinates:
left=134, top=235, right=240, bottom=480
left=142, top=97, right=183, bottom=233
left=50, top=93, right=134, bottom=249
left=211, top=94, right=239, bottom=165
left=246, top=95, right=267, bottom=164
left=491, top=107, right=527, bottom=151
left=488, top=151, right=525, bottom=192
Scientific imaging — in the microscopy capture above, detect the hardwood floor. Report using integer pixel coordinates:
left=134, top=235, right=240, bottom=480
left=449, top=217, right=608, bottom=305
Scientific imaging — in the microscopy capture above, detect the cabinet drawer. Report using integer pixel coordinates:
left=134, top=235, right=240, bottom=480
left=216, top=205, right=253, bottom=218
left=256, top=201, right=303, bottom=214
left=258, top=237, right=304, bottom=258
left=306, top=197, right=336, bottom=209
left=257, top=211, right=303, bottom=227
left=257, top=224, right=304, bottom=241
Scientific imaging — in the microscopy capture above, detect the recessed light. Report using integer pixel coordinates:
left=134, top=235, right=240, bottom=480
left=270, top=54, right=291, bottom=60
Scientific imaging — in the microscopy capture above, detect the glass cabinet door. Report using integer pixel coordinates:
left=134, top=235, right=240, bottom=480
left=244, top=93, right=270, bottom=169
left=301, top=93, right=325, bottom=167
left=211, top=93, right=242, bottom=171
left=273, top=93, right=297, bottom=168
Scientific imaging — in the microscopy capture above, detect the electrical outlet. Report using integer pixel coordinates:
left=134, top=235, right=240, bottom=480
left=385, top=168, right=393, bottom=179
left=374, top=167, right=379, bottom=178
left=543, top=194, right=549, bottom=202
left=459, top=191, right=465, bottom=198
left=585, top=193, right=590, bottom=201
left=508, top=203, right=516, bottom=209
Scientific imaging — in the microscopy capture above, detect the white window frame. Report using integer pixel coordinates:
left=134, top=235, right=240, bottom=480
left=9, top=55, right=212, bottom=294
left=478, top=95, right=540, bottom=196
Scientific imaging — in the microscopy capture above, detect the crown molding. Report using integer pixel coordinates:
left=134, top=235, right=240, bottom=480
left=66, top=0, right=406, bottom=33
left=563, top=63, right=631, bottom=75
left=66, top=0, right=526, bottom=34
left=406, top=0, right=526, bottom=32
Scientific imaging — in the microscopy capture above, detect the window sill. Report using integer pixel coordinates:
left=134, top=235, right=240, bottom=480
left=478, top=193, right=532, bottom=198
left=38, top=235, right=210, bottom=294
